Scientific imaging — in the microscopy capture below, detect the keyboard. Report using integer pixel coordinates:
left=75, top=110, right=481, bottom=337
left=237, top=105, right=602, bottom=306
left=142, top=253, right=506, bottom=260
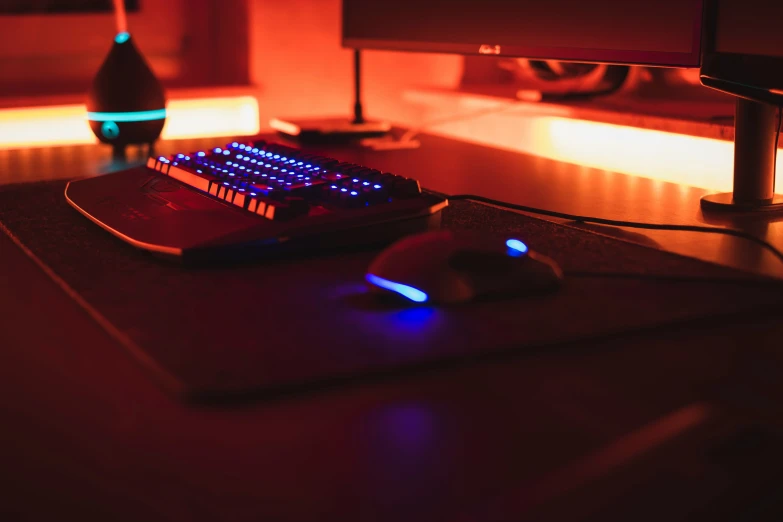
left=65, top=140, right=448, bottom=262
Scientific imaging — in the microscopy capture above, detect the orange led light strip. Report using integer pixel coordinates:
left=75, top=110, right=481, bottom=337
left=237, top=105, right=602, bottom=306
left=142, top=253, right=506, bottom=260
left=427, top=113, right=783, bottom=193
left=0, top=96, right=260, bottom=150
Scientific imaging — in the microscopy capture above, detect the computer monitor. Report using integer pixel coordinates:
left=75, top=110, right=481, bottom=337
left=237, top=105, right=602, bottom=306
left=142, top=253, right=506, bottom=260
left=343, top=0, right=783, bottom=212
left=701, top=1, right=783, bottom=105
left=342, top=0, right=704, bottom=67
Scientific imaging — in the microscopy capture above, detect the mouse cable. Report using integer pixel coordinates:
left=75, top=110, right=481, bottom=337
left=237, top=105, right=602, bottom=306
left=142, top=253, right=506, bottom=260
left=447, top=194, right=783, bottom=268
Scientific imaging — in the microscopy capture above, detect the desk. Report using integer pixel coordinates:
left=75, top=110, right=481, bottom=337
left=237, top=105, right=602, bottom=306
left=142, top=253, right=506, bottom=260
left=2, top=133, right=783, bottom=521
left=5, top=130, right=780, bottom=278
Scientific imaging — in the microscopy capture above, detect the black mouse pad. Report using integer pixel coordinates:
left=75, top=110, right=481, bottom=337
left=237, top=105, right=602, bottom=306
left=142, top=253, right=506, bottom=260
left=2, top=180, right=781, bottom=400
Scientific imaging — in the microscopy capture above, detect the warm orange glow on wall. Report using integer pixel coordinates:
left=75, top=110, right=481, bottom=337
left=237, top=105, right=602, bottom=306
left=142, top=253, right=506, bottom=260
left=0, top=96, right=260, bottom=150
left=161, top=96, right=260, bottom=139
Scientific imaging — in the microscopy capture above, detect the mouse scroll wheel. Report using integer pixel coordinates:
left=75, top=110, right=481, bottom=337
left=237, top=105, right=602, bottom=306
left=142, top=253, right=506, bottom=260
left=448, top=251, right=519, bottom=272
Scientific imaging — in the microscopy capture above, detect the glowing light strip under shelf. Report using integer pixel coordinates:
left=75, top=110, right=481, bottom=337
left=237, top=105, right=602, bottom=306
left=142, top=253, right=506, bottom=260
left=427, top=112, right=783, bottom=193
left=0, top=95, right=260, bottom=150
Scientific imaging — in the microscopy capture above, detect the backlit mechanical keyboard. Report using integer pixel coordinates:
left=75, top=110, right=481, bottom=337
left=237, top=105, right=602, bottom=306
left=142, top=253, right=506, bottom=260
left=65, top=140, right=448, bottom=262
left=152, top=141, right=426, bottom=219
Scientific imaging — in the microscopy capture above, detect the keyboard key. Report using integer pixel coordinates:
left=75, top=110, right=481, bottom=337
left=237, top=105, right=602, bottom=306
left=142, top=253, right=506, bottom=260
left=167, top=165, right=218, bottom=193
left=264, top=198, right=309, bottom=220
left=390, top=177, right=422, bottom=198
left=284, top=179, right=327, bottom=199
left=334, top=188, right=366, bottom=208
left=366, top=184, right=389, bottom=204
left=232, top=192, right=246, bottom=209
left=321, top=171, right=347, bottom=182
left=255, top=198, right=268, bottom=216
left=260, top=184, right=273, bottom=195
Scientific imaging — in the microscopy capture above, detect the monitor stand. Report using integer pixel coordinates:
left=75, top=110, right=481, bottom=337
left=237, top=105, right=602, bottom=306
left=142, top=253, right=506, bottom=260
left=270, top=50, right=390, bottom=144
left=701, top=98, right=783, bottom=212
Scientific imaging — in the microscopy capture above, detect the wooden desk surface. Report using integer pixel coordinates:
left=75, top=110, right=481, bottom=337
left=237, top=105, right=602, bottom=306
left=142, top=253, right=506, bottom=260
left=3, top=131, right=782, bottom=279
left=2, top=134, right=783, bottom=521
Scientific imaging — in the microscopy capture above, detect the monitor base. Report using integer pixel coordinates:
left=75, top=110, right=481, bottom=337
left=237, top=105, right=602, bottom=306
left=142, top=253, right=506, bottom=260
left=270, top=117, right=391, bottom=144
left=701, top=193, right=783, bottom=213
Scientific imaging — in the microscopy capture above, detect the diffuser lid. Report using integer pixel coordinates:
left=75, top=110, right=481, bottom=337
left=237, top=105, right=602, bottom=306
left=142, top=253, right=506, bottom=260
left=86, top=33, right=165, bottom=113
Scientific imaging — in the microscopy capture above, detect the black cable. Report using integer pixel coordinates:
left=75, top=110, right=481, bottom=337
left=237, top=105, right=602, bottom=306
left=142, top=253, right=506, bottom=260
left=539, top=66, right=631, bottom=102
left=448, top=194, right=783, bottom=267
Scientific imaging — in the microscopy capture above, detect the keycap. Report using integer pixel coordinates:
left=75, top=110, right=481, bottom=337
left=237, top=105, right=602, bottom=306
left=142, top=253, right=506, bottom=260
left=264, top=197, right=309, bottom=220
left=365, top=184, right=389, bottom=204
left=390, top=177, right=421, bottom=198
left=333, top=187, right=366, bottom=208
left=284, top=179, right=327, bottom=199
left=166, top=165, right=221, bottom=194
left=232, top=191, right=248, bottom=209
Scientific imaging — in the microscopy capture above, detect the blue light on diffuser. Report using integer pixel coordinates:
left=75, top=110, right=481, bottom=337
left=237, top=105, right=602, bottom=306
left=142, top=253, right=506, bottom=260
left=87, top=109, right=167, bottom=122
left=114, top=32, right=130, bottom=44
left=100, top=121, right=120, bottom=139
left=366, top=274, right=429, bottom=303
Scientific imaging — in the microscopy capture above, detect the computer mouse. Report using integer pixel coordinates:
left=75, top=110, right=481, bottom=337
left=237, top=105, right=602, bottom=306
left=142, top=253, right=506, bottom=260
left=366, top=230, right=563, bottom=304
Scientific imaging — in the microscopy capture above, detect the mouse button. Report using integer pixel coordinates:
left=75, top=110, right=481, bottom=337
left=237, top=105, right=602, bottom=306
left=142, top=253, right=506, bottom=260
left=387, top=231, right=455, bottom=260
left=397, top=229, right=455, bottom=250
left=504, top=258, right=564, bottom=293
left=447, top=249, right=518, bottom=273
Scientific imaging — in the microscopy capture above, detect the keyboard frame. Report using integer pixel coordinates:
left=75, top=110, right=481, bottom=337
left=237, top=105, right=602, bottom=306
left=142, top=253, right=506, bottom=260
left=65, top=150, right=448, bottom=263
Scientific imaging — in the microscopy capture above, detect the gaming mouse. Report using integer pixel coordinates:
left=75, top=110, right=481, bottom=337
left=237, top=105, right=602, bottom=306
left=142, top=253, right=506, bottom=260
left=366, top=230, right=563, bottom=304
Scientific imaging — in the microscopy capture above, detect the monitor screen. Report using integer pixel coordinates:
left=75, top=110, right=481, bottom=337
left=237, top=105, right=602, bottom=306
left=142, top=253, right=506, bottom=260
left=714, top=1, right=783, bottom=57
left=700, top=0, right=783, bottom=101
left=343, top=0, right=704, bottom=67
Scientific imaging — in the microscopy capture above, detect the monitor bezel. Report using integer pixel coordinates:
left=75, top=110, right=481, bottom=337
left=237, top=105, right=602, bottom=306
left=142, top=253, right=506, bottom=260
left=699, top=0, right=783, bottom=104
left=342, top=1, right=704, bottom=68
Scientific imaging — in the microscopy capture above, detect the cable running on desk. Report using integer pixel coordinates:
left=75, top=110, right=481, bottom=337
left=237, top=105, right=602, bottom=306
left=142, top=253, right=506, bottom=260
left=448, top=194, right=783, bottom=268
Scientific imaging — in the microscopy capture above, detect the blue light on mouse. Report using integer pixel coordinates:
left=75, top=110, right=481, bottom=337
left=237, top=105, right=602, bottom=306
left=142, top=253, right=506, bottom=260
left=506, top=239, right=529, bottom=257
left=366, top=274, right=429, bottom=303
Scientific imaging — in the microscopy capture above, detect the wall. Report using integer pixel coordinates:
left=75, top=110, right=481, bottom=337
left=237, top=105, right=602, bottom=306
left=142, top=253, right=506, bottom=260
left=248, top=0, right=463, bottom=129
left=0, top=0, right=249, bottom=100
left=0, top=1, right=186, bottom=95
